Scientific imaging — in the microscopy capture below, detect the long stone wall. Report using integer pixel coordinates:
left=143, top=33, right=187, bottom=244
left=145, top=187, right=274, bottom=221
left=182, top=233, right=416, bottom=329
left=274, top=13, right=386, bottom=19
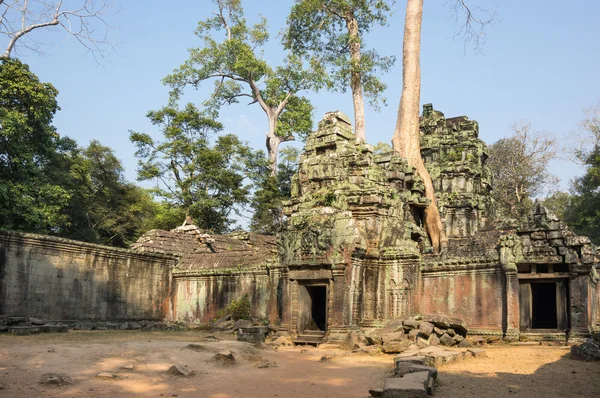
left=171, top=267, right=281, bottom=324
left=0, top=231, right=176, bottom=322
left=419, top=262, right=505, bottom=335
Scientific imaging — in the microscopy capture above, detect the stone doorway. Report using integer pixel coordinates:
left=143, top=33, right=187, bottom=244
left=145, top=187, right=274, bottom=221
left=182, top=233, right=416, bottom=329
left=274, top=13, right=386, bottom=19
left=519, top=279, right=568, bottom=332
left=297, top=283, right=328, bottom=333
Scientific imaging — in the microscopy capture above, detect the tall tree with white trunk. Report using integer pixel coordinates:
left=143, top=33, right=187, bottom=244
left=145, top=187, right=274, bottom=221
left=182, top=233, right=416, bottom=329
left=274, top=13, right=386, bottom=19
left=392, top=0, right=495, bottom=253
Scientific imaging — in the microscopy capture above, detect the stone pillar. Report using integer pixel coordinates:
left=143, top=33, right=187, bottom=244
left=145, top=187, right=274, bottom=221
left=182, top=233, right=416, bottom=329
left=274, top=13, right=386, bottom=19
left=330, top=264, right=347, bottom=328
left=570, top=265, right=593, bottom=338
left=504, top=270, right=520, bottom=339
left=279, top=269, right=291, bottom=332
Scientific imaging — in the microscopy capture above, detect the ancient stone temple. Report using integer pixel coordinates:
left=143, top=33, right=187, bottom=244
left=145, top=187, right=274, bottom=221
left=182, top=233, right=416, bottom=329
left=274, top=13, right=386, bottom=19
left=1, top=105, right=598, bottom=342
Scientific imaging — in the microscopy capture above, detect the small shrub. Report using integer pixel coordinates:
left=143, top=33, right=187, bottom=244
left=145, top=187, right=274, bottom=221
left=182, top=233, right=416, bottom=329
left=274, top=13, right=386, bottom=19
left=214, top=295, right=251, bottom=321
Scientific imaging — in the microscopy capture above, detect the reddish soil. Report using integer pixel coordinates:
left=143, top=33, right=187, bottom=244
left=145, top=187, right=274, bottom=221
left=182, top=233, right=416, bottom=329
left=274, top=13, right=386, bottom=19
left=0, top=331, right=598, bottom=397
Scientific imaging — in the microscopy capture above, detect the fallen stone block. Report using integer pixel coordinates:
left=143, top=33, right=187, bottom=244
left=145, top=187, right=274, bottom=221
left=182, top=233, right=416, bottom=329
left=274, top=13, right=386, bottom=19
left=395, top=363, right=438, bottom=380
left=571, top=338, right=600, bottom=361
left=418, top=322, right=434, bottom=337
left=122, top=365, right=135, bottom=370
left=369, top=388, right=383, bottom=397
left=383, top=340, right=413, bottom=354
left=29, top=318, right=47, bottom=326
left=167, top=364, right=193, bottom=377
left=467, top=348, right=487, bottom=358
left=394, top=356, right=426, bottom=366
left=416, top=336, right=430, bottom=349
left=382, top=371, right=430, bottom=398
left=402, top=318, right=419, bottom=329
left=430, top=334, right=440, bottom=346
left=381, top=331, right=406, bottom=344
left=9, top=326, right=40, bottom=335
left=449, top=318, right=469, bottom=336
left=423, top=314, right=450, bottom=329
left=233, top=319, right=252, bottom=331
left=254, top=360, right=278, bottom=368
left=439, top=333, right=454, bottom=347
left=408, top=329, right=419, bottom=341
left=457, top=338, right=470, bottom=348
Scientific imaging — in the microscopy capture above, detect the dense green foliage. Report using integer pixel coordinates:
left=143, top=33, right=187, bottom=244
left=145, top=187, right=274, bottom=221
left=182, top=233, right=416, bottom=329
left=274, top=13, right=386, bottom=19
left=130, top=103, right=263, bottom=234
left=250, top=147, right=299, bottom=234
left=0, top=59, right=155, bottom=246
left=214, top=295, right=251, bottom=321
left=164, top=0, right=321, bottom=173
left=0, top=58, right=75, bottom=232
left=284, top=0, right=395, bottom=110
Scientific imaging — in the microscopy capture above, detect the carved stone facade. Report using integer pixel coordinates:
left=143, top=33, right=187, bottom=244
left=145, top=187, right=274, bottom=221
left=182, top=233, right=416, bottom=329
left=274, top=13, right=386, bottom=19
left=1, top=106, right=598, bottom=341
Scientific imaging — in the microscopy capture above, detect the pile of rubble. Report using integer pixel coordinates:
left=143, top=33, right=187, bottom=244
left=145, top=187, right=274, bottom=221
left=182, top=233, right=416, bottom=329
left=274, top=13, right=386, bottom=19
left=365, top=315, right=470, bottom=353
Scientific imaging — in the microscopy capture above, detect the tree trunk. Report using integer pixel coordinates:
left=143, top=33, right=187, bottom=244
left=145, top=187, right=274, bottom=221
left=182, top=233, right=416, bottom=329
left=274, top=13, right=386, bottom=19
left=346, top=17, right=366, bottom=143
left=392, top=0, right=446, bottom=253
left=266, top=117, right=280, bottom=177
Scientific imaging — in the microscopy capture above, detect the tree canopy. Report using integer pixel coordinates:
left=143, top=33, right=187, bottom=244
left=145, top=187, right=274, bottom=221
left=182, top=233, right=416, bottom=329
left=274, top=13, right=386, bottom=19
left=487, top=121, right=557, bottom=221
left=284, top=0, right=395, bottom=142
left=165, top=0, right=321, bottom=175
left=130, top=103, right=263, bottom=234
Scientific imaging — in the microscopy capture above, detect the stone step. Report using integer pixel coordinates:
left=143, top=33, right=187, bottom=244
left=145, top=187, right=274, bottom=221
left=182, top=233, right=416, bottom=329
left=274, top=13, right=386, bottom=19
left=302, top=330, right=326, bottom=336
left=293, top=334, right=325, bottom=346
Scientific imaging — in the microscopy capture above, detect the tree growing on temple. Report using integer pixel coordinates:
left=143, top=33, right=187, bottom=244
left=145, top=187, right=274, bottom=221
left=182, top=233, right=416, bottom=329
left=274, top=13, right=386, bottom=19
left=392, top=0, right=495, bottom=253
left=129, top=103, right=263, bottom=233
left=164, top=0, right=320, bottom=176
left=284, top=0, right=395, bottom=143
left=0, top=0, right=117, bottom=62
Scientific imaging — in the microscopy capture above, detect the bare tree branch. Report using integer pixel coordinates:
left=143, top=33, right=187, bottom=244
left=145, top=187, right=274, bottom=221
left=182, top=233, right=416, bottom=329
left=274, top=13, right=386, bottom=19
left=448, top=0, right=497, bottom=54
left=0, top=0, right=118, bottom=63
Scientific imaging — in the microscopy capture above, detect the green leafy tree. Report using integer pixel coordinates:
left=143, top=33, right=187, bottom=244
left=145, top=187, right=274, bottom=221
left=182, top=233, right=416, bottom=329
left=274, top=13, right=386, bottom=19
left=62, top=141, right=158, bottom=247
left=164, top=0, right=320, bottom=175
left=285, top=0, right=396, bottom=142
left=564, top=102, right=600, bottom=243
left=130, top=103, right=261, bottom=233
left=542, top=191, right=571, bottom=221
left=487, top=121, right=557, bottom=220
left=0, top=58, right=75, bottom=232
left=250, top=147, right=300, bottom=234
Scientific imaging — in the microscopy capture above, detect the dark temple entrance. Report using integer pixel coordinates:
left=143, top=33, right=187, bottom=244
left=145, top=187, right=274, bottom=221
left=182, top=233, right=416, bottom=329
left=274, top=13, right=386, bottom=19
left=519, top=279, right=568, bottom=332
left=531, top=282, right=557, bottom=329
left=298, top=284, right=327, bottom=333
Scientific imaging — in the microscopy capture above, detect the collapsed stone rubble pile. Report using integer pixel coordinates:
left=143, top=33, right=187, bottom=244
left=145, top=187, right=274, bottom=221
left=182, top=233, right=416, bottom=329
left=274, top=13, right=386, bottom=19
left=365, top=314, right=470, bottom=353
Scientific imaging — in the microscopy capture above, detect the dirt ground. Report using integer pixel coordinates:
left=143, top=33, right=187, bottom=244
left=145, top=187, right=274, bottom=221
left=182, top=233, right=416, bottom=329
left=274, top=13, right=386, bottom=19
left=0, top=331, right=598, bottom=398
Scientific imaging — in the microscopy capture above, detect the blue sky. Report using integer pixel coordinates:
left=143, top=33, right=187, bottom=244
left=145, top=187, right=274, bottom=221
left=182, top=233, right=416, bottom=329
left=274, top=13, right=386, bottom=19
left=16, top=0, right=600, bottom=192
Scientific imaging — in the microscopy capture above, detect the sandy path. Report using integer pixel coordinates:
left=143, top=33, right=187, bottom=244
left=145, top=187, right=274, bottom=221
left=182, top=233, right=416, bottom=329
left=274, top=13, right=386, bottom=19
left=436, top=345, right=600, bottom=398
left=0, top=331, right=391, bottom=398
left=0, top=332, right=598, bottom=397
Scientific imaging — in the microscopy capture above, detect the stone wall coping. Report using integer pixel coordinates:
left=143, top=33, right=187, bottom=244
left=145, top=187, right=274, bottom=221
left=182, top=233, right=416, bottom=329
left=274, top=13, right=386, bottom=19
left=172, top=264, right=276, bottom=277
left=0, top=229, right=178, bottom=263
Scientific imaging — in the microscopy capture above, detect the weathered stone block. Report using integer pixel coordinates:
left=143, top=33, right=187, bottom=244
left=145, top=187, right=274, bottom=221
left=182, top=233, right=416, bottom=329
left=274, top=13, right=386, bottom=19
left=418, top=322, right=434, bottom=337
left=382, top=372, right=430, bottom=398
left=383, top=340, right=413, bottom=354
left=395, top=363, right=438, bottom=380
left=439, top=333, right=454, bottom=346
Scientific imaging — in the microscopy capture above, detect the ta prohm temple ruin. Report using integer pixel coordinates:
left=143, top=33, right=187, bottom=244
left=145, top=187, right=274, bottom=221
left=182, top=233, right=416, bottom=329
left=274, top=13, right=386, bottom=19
left=1, top=105, right=598, bottom=342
